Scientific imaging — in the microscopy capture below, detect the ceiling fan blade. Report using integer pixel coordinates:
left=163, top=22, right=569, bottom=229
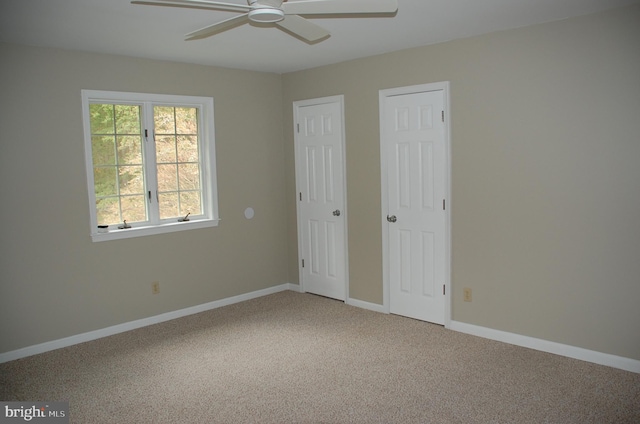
left=275, top=15, right=330, bottom=42
left=131, top=0, right=250, bottom=13
left=282, top=0, right=397, bottom=15
left=185, top=13, right=250, bottom=40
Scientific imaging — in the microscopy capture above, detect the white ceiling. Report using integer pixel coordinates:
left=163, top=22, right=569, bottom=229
left=1, top=0, right=638, bottom=74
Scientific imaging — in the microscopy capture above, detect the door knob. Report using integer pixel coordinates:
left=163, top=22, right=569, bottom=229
left=387, top=215, right=397, bottom=223
left=333, top=209, right=341, bottom=216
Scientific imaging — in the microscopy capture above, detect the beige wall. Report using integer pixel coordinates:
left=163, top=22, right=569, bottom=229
left=0, top=44, right=288, bottom=353
left=282, top=5, right=640, bottom=360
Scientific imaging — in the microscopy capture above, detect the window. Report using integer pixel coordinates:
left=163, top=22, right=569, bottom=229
left=81, top=90, right=219, bottom=241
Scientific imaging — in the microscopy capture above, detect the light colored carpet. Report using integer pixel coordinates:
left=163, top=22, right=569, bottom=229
left=1, top=291, right=639, bottom=423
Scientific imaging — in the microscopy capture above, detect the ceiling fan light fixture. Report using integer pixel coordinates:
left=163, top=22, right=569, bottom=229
left=248, top=8, right=285, bottom=23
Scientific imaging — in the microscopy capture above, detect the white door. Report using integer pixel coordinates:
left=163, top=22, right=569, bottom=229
left=294, top=96, right=347, bottom=301
left=380, top=85, right=449, bottom=324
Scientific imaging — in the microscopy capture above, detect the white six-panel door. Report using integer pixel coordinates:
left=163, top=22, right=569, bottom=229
left=380, top=85, right=449, bottom=324
left=294, top=96, right=347, bottom=301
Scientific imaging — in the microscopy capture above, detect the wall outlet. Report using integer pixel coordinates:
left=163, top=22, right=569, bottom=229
left=151, top=281, right=160, bottom=295
left=463, top=287, right=472, bottom=302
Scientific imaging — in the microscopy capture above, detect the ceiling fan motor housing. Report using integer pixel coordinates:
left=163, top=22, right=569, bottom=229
left=248, top=7, right=285, bottom=23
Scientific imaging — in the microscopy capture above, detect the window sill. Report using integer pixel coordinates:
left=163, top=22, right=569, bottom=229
left=90, top=219, right=219, bottom=242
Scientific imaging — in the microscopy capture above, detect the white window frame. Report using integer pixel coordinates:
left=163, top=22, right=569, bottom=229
left=81, top=90, right=219, bottom=242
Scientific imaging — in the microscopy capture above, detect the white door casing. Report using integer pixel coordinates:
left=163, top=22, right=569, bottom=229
left=294, top=96, right=348, bottom=301
left=380, top=83, right=451, bottom=325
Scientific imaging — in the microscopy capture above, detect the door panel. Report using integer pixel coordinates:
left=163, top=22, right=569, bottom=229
left=382, top=89, right=446, bottom=324
left=295, top=98, right=347, bottom=301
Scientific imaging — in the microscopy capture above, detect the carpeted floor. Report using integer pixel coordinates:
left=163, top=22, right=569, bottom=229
left=1, top=291, right=639, bottom=423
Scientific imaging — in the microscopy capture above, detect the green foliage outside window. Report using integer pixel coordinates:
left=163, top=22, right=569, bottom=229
left=90, top=103, right=145, bottom=225
left=154, top=106, right=202, bottom=220
left=89, top=103, right=202, bottom=226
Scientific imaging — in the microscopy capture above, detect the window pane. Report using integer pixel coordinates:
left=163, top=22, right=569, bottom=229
left=154, top=105, right=204, bottom=220
left=159, top=193, right=179, bottom=219
left=176, top=107, right=197, bottom=134
left=157, top=164, right=178, bottom=191
left=96, top=197, right=119, bottom=226
left=115, top=105, right=141, bottom=134
left=117, top=135, right=142, bottom=165
left=154, top=106, right=175, bottom=134
left=94, top=166, right=117, bottom=197
left=180, top=191, right=202, bottom=216
left=119, top=165, right=144, bottom=195
left=155, top=135, right=176, bottom=163
left=177, top=136, right=199, bottom=162
left=121, top=195, right=147, bottom=223
left=90, top=103, right=146, bottom=226
left=178, top=163, right=200, bottom=190
left=92, top=136, right=116, bottom=166
left=89, top=104, right=114, bottom=134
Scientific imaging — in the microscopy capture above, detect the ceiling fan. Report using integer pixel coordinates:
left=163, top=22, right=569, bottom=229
left=131, top=0, right=398, bottom=43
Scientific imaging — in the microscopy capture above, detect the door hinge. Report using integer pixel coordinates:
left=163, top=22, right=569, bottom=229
left=299, top=192, right=302, bottom=201
left=443, top=199, right=446, bottom=210
left=297, top=123, right=300, bottom=133
left=302, top=259, right=305, bottom=268
left=443, top=284, right=446, bottom=295
left=441, top=111, right=444, bottom=122
left=144, top=129, right=148, bottom=141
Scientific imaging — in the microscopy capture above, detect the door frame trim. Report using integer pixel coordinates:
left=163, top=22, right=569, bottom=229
left=379, top=82, right=452, bottom=327
left=293, top=95, right=349, bottom=300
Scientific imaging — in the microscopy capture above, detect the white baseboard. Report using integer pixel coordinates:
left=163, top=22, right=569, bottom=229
left=287, top=283, right=302, bottom=293
left=0, top=283, right=294, bottom=364
left=448, top=320, right=640, bottom=374
left=4, top=287, right=637, bottom=374
left=347, top=297, right=387, bottom=313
